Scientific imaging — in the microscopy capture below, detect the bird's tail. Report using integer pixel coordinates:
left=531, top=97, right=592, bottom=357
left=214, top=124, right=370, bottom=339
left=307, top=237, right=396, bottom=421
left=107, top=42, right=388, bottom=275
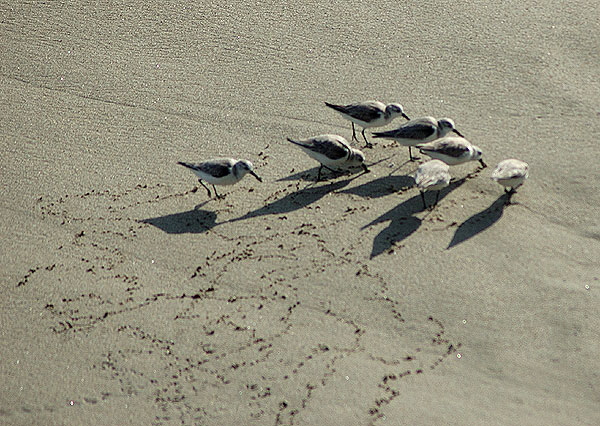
left=324, top=102, right=344, bottom=112
left=286, top=137, right=305, bottom=148
left=371, top=131, right=389, bottom=139
left=177, top=161, right=195, bottom=170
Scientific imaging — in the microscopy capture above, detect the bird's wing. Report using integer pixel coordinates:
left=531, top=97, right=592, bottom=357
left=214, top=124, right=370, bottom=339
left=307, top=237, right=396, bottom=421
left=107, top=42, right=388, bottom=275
left=188, top=160, right=233, bottom=177
left=343, top=103, right=384, bottom=122
left=416, top=175, right=439, bottom=188
left=374, top=122, right=436, bottom=139
left=335, top=135, right=354, bottom=154
left=493, top=164, right=527, bottom=179
left=310, top=138, right=349, bottom=160
left=288, top=137, right=348, bottom=160
left=419, top=141, right=466, bottom=157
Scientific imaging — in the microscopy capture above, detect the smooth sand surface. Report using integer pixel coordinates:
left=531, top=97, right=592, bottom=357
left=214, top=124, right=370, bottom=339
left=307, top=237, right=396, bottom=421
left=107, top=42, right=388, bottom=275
left=1, top=1, right=599, bottom=425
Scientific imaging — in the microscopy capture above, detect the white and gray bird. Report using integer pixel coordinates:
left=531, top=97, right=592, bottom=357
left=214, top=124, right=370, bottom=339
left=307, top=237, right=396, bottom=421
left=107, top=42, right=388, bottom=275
left=372, top=116, right=463, bottom=161
left=325, top=101, right=410, bottom=148
left=177, top=158, right=262, bottom=199
left=492, top=159, right=529, bottom=194
left=417, top=136, right=486, bottom=168
left=287, top=134, right=369, bottom=180
left=414, top=160, right=451, bottom=210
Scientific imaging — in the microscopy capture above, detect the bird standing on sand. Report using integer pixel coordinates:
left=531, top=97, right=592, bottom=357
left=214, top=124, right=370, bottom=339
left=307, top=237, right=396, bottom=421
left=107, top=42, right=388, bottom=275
left=372, top=116, right=463, bottom=161
left=414, top=160, right=451, bottom=210
left=492, top=159, right=529, bottom=199
left=325, top=101, right=410, bottom=148
left=177, top=159, right=262, bottom=199
left=287, top=134, right=369, bottom=181
left=417, top=136, right=486, bottom=168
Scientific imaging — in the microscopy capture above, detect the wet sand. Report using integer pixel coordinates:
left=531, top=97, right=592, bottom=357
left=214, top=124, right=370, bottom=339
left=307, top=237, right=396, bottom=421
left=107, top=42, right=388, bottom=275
left=1, top=1, right=599, bottom=424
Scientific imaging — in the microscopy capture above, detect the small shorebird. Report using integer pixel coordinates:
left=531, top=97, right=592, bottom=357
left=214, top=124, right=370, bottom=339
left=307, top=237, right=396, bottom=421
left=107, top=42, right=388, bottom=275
left=177, top=159, right=262, bottom=199
left=325, top=101, right=410, bottom=148
left=414, top=160, right=451, bottom=210
left=492, top=159, right=529, bottom=195
left=372, top=116, right=463, bottom=161
left=417, top=136, right=486, bottom=168
left=287, top=134, right=369, bottom=180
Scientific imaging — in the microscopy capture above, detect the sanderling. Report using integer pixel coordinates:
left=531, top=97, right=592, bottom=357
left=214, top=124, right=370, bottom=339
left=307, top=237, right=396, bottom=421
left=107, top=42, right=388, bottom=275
left=325, top=101, right=410, bottom=148
left=372, top=116, right=463, bottom=161
left=177, top=159, right=262, bottom=199
left=492, top=159, right=529, bottom=194
left=287, top=134, right=369, bottom=180
left=417, top=136, right=486, bottom=168
left=414, top=160, right=451, bottom=209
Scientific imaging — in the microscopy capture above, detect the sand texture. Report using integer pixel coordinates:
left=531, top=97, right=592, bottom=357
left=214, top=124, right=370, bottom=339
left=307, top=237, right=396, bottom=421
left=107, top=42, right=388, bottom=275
left=1, top=1, right=599, bottom=425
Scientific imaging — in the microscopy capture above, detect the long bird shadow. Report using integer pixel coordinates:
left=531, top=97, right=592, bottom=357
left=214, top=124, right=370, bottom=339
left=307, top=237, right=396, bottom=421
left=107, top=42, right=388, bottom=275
left=340, top=175, right=415, bottom=199
left=276, top=167, right=322, bottom=182
left=139, top=203, right=217, bottom=234
left=276, top=151, right=394, bottom=183
left=227, top=178, right=353, bottom=223
left=447, top=193, right=511, bottom=249
left=364, top=177, right=468, bottom=258
left=276, top=166, right=366, bottom=182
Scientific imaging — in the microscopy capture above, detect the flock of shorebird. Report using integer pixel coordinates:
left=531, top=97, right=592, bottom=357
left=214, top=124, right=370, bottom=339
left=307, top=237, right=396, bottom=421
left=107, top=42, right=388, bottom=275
left=178, top=100, right=529, bottom=209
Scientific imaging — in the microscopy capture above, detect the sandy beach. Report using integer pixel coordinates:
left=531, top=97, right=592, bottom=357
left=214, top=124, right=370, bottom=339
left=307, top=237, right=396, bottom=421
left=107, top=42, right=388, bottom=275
left=1, top=1, right=599, bottom=424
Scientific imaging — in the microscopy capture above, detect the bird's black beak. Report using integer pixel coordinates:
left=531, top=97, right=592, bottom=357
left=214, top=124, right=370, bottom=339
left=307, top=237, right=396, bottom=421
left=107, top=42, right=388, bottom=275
left=402, top=113, right=411, bottom=120
left=251, top=171, right=263, bottom=182
left=479, top=159, right=487, bottom=168
left=453, top=129, right=465, bottom=138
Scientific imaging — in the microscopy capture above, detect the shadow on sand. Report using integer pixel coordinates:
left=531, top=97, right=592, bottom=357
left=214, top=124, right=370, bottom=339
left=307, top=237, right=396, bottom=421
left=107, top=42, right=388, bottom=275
left=276, top=167, right=322, bottom=182
left=140, top=202, right=217, bottom=234
left=447, top=193, right=511, bottom=249
left=227, top=178, right=354, bottom=223
left=340, top=175, right=415, bottom=199
left=276, top=166, right=366, bottom=182
left=364, top=177, right=468, bottom=258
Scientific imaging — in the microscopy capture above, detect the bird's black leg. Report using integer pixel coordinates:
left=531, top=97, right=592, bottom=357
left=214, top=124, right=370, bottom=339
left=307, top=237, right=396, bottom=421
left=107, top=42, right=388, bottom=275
left=504, top=188, right=516, bottom=205
left=362, top=128, right=373, bottom=149
left=318, top=165, right=341, bottom=181
left=409, top=146, right=420, bottom=161
left=351, top=123, right=358, bottom=142
left=198, top=179, right=212, bottom=198
left=213, top=185, right=225, bottom=200
left=420, top=191, right=427, bottom=210
left=433, top=190, right=441, bottom=208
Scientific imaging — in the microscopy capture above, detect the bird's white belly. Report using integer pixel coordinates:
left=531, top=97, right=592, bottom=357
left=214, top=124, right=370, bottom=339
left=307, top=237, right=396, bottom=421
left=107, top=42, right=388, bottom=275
left=495, top=176, right=526, bottom=188
left=193, top=170, right=238, bottom=185
left=425, top=152, right=467, bottom=165
left=301, top=147, right=346, bottom=168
